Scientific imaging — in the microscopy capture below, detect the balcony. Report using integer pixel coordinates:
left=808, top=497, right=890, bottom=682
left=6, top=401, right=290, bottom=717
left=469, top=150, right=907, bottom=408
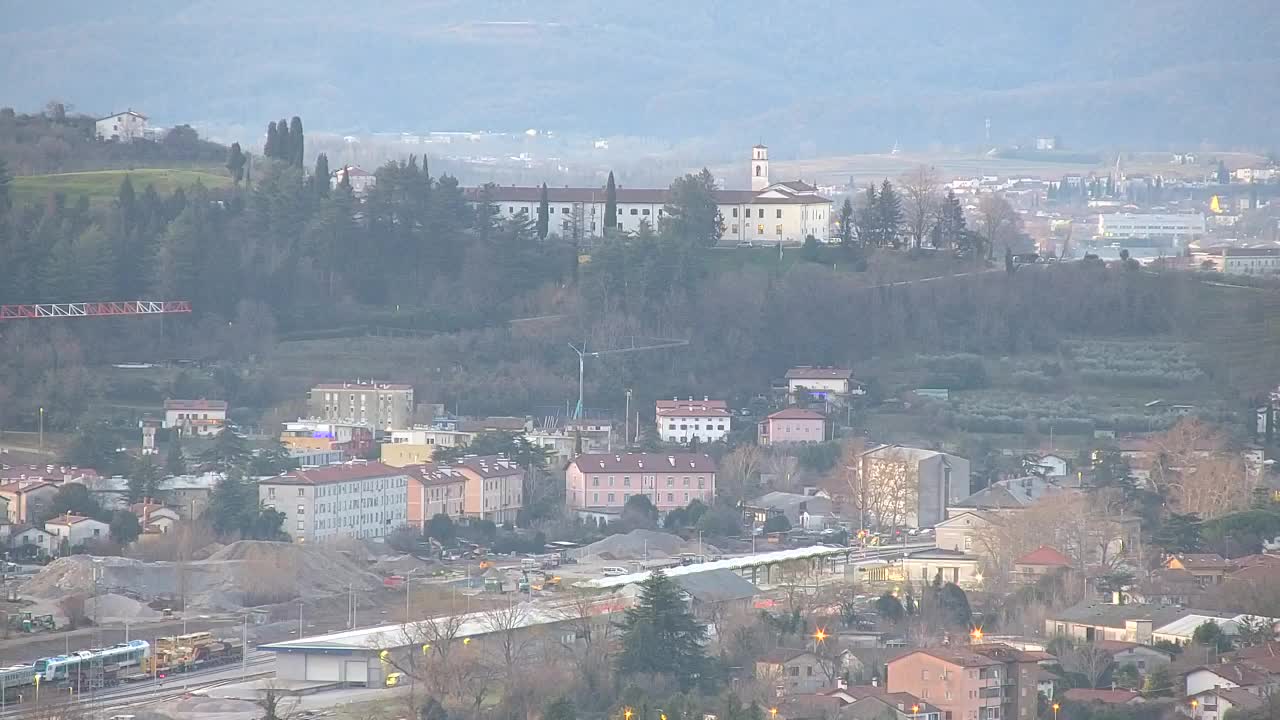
left=978, top=687, right=1003, bottom=700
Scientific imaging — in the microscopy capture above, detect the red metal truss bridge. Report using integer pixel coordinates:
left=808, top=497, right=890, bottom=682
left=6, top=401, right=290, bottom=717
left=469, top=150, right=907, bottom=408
left=0, top=300, right=192, bottom=320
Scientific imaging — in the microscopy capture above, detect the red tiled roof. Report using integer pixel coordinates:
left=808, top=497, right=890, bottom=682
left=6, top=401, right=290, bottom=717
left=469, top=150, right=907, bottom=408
left=0, top=480, right=57, bottom=494
left=46, top=513, right=100, bottom=526
left=453, top=456, right=523, bottom=478
left=1193, top=662, right=1275, bottom=687
left=1062, top=689, right=1141, bottom=704
left=263, top=462, right=404, bottom=485
left=404, top=464, right=467, bottom=487
left=898, top=647, right=1000, bottom=668
left=1015, top=546, right=1074, bottom=567
left=757, top=647, right=814, bottom=664
left=1170, top=553, right=1232, bottom=570
left=570, top=453, right=717, bottom=474
left=767, top=408, right=826, bottom=421
left=164, top=399, right=228, bottom=411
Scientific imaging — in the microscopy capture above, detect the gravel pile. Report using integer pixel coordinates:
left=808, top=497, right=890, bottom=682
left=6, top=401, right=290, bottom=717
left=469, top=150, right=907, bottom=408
left=578, top=529, right=719, bottom=562
left=85, top=593, right=163, bottom=622
left=21, top=541, right=385, bottom=611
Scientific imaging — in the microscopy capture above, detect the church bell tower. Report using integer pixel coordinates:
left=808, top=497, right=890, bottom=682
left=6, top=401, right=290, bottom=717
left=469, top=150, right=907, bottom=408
left=751, top=144, right=769, bottom=191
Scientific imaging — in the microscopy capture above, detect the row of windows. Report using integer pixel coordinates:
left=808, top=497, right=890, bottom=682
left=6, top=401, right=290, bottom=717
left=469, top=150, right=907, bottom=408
left=732, top=208, right=784, bottom=219
left=666, top=424, right=727, bottom=431
left=590, top=476, right=707, bottom=489
left=591, top=491, right=701, bottom=504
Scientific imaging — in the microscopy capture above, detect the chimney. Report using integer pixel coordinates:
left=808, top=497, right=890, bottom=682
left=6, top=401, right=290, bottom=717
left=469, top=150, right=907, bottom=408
left=668, top=456, right=676, bottom=467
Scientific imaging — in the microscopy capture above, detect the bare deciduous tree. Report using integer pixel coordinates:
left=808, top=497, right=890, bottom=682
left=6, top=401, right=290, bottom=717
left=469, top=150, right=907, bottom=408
left=976, top=195, right=1022, bottom=260
left=901, top=166, right=940, bottom=250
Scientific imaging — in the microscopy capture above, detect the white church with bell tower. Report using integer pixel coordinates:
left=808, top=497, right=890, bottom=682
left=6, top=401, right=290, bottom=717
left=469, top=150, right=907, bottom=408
left=751, top=144, right=770, bottom=191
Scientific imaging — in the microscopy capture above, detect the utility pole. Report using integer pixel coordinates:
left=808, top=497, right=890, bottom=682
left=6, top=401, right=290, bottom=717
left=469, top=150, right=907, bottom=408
left=624, top=389, right=632, bottom=450
left=567, top=337, right=688, bottom=421
left=242, top=614, right=248, bottom=680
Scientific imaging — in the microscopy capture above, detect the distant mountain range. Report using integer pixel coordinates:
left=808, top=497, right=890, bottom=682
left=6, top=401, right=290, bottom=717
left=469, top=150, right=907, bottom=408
left=3, top=0, right=1278, bottom=154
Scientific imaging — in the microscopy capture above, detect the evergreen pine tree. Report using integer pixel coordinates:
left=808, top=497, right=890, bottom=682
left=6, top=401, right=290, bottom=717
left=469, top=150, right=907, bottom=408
left=128, top=455, right=163, bottom=503
left=264, top=121, right=279, bottom=160
left=854, top=184, right=877, bottom=246
left=617, top=569, right=708, bottom=688
left=838, top=196, right=854, bottom=247
left=876, top=179, right=903, bottom=248
left=536, top=183, right=550, bottom=240
left=41, top=235, right=79, bottom=302
left=604, top=171, right=618, bottom=231
left=289, top=116, right=304, bottom=168
left=76, top=224, right=116, bottom=299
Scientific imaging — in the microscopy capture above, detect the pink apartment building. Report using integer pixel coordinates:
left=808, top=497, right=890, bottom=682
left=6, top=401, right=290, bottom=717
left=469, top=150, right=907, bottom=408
left=888, top=645, right=1040, bottom=720
left=566, top=453, right=716, bottom=513
left=758, top=408, right=827, bottom=445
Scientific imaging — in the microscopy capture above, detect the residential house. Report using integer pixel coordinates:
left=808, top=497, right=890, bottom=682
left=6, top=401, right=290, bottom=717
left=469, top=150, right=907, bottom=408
left=1167, top=554, right=1233, bottom=586
left=949, top=475, right=1060, bottom=513
left=785, top=367, right=863, bottom=404
left=1127, top=568, right=1208, bottom=606
left=887, top=644, right=1041, bottom=720
left=404, top=464, right=467, bottom=530
left=857, top=445, right=971, bottom=528
left=1090, top=641, right=1172, bottom=677
left=525, top=421, right=613, bottom=464
left=454, top=455, right=524, bottom=524
left=331, top=165, right=377, bottom=196
left=756, top=648, right=835, bottom=695
left=163, top=399, right=228, bottom=437
left=1029, top=454, right=1069, bottom=478
left=45, top=514, right=110, bottom=550
left=655, top=398, right=731, bottom=445
left=258, top=461, right=409, bottom=542
left=9, top=526, right=54, bottom=558
left=0, top=481, right=57, bottom=524
left=382, top=428, right=446, bottom=467
left=1185, top=661, right=1280, bottom=696
left=1045, top=602, right=1192, bottom=644
left=131, top=502, right=180, bottom=536
left=1012, top=546, right=1073, bottom=583
left=309, top=381, right=414, bottom=431
left=565, top=453, right=716, bottom=514
left=1061, top=689, right=1143, bottom=705
left=95, top=110, right=148, bottom=141
left=758, top=408, right=827, bottom=446
left=901, top=548, right=983, bottom=588
left=471, top=146, right=831, bottom=243
left=934, top=511, right=999, bottom=554
left=744, top=491, right=834, bottom=529
left=1187, top=687, right=1266, bottom=720
left=280, top=420, right=374, bottom=459
left=838, top=691, right=942, bottom=720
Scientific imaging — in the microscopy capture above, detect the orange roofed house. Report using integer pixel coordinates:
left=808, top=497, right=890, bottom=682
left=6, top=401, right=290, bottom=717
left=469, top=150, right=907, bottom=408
left=258, top=461, right=409, bottom=542
left=888, top=644, right=1041, bottom=720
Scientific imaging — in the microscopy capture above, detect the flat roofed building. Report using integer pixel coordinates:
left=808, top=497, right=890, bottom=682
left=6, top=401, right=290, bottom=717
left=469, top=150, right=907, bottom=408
left=309, top=381, right=414, bottom=431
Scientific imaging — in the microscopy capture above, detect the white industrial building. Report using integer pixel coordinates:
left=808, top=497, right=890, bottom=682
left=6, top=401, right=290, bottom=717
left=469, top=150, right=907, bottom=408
left=1096, top=213, right=1205, bottom=246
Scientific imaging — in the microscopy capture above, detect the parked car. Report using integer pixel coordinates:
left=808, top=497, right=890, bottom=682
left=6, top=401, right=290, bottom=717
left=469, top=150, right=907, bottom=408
left=736, top=241, right=754, bottom=248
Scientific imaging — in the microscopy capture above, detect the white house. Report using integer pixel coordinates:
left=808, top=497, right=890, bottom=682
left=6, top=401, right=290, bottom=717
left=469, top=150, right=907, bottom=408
left=163, top=399, right=228, bottom=437
left=9, top=526, right=54, bottom=557
left=95, top=110, right=148, bottom=142
left=44, top=514, right=110, bottom=550
left=1032, top=454, right=1069, bottom=478
left=331, top=166, right=377, bottom=196
left=785, top=366, right=862, bottom=403
left=470, top=145, right=831, bottom=244
left=655, top=398, right=731, bottom=445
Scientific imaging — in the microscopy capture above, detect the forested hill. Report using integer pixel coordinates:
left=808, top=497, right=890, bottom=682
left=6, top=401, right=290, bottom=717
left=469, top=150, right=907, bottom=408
left=2, top=1, right=1278, bottom=151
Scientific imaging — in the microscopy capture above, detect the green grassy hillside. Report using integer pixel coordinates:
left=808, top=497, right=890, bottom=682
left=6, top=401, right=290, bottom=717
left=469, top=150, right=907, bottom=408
left=11, top=168, right=231, bottom=205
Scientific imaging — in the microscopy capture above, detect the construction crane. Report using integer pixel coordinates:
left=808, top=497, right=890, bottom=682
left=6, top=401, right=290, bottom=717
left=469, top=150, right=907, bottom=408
left=0, top=300, right=192, bottom=320
left=568, top=336, right=689, bottom=419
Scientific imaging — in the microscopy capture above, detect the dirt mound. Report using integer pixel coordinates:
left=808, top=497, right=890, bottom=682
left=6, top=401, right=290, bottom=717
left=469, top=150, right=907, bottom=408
left=578, top=529, right=718, bottom=561
left=21, top=542, right=385, bottom=612
left=85, top=593, right=163, bottom=622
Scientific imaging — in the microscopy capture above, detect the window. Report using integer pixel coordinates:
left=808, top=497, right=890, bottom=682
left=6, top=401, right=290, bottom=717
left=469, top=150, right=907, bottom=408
left=788, top=667, right=799, bottom=677
left=630, top=208, right=639, bottom=215
left=297, top=519, right=305, bottom=530
left=776, top=209, right=783, bottom=219
left=297, top=504, right=305, bottom=515
left=593, top=492, right=599, bottom=503
left=268, top=488, right=277, bottom=499
left=667, top=493, right=674, bottom=502
left=805, top=666, right=813, bottom=676
left=667, top=478, right=675, bottom=488
left=298, top=487, right=305, bottom=497
left=623, top=477, right=631, bottom=487
left=642, top=209, right=650, bottom=216
left=964, top=536, right=973, bottom=550
left=592, top=477, right=600, bottom=487
left=758, top=209, right=765, bottom=218
left=561, top=207, right=569, bottom=214
left=757, top=224, right=765, bottom=235
left=922, top=670, right=930, bottom=680
left=608, top=493, right=615, bottom=503
left=509, top=206, right=514, bottom=213
left=732, top=208, right=739, bottom=218
left=731, top=224, right=739, bottom=234
left=775, top=224, right=783, bottom=235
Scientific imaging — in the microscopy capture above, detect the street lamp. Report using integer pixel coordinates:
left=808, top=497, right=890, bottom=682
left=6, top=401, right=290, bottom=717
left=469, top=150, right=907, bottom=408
left=1190, top=699, right=1199, bottom=716
left=624, top=708, right=633, bottom=720
left=1051, top=702, right=1059, bottom=720
left=970, top=626, right=984, bottom=642
left=910, top=705, right=919, bottom=720
left=770, top=709, right=778, bottom=719
left=813, top=627, right=827, bottom=643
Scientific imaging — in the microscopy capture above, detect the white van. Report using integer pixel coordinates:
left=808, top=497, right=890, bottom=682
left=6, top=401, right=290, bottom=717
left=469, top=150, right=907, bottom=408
left=601, top=566, right=628, bottom=577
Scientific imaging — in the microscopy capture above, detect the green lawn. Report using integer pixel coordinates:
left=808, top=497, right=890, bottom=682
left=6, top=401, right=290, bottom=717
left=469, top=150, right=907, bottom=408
left=11, top=168, right=232, bottom=204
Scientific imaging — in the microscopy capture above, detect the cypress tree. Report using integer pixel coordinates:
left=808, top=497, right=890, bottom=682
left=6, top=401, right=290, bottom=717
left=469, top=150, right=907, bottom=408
left=227, top=142, right=246, bottom=184
left=289, top=116, right=304, bottom=167
left=313, top=153, right=330, bottom=196
left=604, top=171, right=617, bottom=231
left=536, top=182, right=550, bottom=240
left=276, top=117, right=291, bottom=161
left=264, top=121, right=279, bottom=160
